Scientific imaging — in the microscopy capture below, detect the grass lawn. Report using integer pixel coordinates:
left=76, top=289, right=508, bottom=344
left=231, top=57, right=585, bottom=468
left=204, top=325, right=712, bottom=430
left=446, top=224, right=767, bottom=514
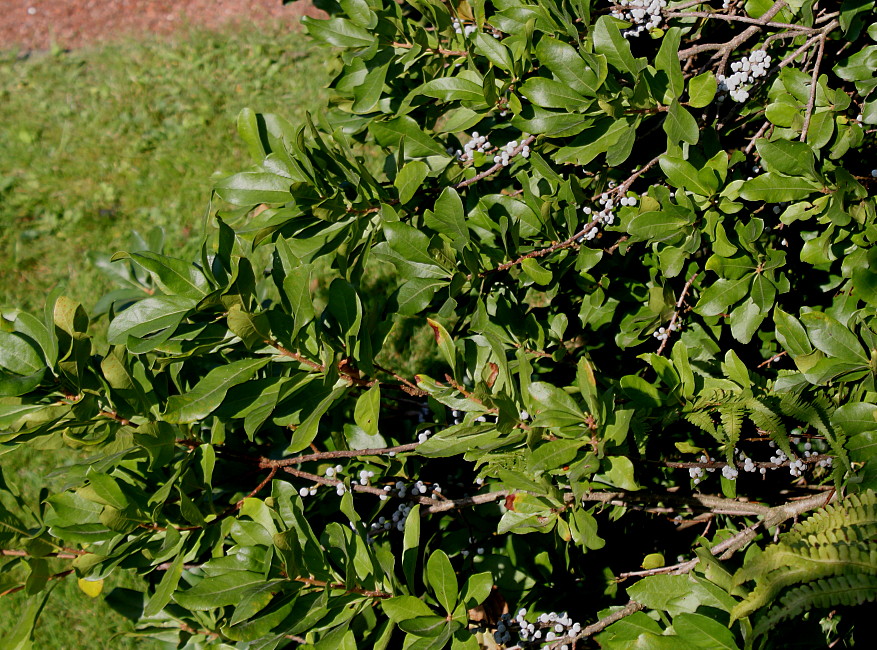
left=0, top=23, right=329, bottom=647
left=0, top=24, right=328, bottom=316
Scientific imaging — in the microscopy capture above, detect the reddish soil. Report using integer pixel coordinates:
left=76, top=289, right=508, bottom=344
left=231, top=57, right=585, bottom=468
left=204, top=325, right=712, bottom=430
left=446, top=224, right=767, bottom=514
left=1, top=0, right=326, bottom=52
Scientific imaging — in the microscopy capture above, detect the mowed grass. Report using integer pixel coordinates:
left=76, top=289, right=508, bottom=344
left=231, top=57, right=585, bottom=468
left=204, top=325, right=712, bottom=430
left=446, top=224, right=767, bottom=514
left=0, top=23, right=329, bottom=647
left=0, top=24, right=329, bottom=315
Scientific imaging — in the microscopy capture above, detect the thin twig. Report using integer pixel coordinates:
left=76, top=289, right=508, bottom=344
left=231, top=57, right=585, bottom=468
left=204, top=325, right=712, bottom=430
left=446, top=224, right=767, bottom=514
left=800, top=32, right=827, bottom=142
left=261, top=443, right=420, bottom=468
left=454, top=135, right=537, bottom=190
left=0, top=569, right=74, bottom=598
left=757, top=350, right=788, bottom=367
left=390, top=41, right=466, bottom=57
left=656, top=272, right=699, bottom=355
left=265, top=340, right=325, bottom=371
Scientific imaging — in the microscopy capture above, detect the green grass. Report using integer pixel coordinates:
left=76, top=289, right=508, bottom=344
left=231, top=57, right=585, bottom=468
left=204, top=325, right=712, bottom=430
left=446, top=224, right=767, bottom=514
left=0, top=23, right=330, bottom=647
left=0, top=24, right=329, bottom=315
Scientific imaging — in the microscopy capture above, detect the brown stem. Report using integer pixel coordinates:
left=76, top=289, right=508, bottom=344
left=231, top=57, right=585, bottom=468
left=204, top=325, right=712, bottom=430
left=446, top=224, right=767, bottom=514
left=100, top=410, right=135, bottom=427
left=390, top=41, right=466, bottom=57
left=757, top=350, right=788, bottom=367
left=0, top=569, right=74, bottom=598
left=372, top=363, right=426, bottom=396
left=800, top=32, right=827, bottom=142
left=0, top=549, right=82, bottom=559
left=294, top=575, right=392, bottom=598
left=265, top=340, right=325, bottom=371
left=656, top=272, right=699, bottom=355
left=261, top=443, right=420, bottom=468
left=454, top=135, right=537, bottom=190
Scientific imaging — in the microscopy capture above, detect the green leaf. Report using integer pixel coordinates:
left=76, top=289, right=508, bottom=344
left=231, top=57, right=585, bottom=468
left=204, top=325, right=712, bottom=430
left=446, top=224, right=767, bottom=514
left=7, top=582, right=55, bottom=650
left=174, top=572, right=266, bottom=610
left=426, top=318, right=457, bottom=374
left=598, top=456, right=640, bottom=491
left=593, top=15, right=643, bottom=76
left=376, top=221, right=449, bottom=279
left=740, top=173, right=822, bottom=202
left=112, top=251, right=210, bottom=299
left=418, top=77, right=486, bottom=104
left=660, top=156, right=716, bottom=195
left=695, top=277, right=751, bottom=317
left=144, top=548, right=185, bottom=617
left=626, top=574, right=701, bottom=616
left=12, top=311, right=56, bottom=367
left=352, top=62, right=389, bottom=113
left=800, top=311, right=868, bottom=363
left=528, top=440, right=583, bottom=473
left=755, top=139, right=817, bottom=178
left=674, top=613, right=740, bottom=649
left=688, top=71, right=717, bottom=108
left=399, top=615, right=448, bottom=637
left=86, top=472, right=129, bottom=510
left=327, top=278, right=362, bottom=338
left=369, top=116, right=448, bottom=158
left=286, top=386, right=348, bottom=453
left=655, top=28, right=684, bottom=100
left=237, top=107, right=266, bottom=162
left=0, top=332, right=44, bottom=376
left=396, top=278, right=448, bottom=315
left=425, top=187, right=469, bottom=252
left=473, top=32, right=514, bottom=71
left=535, top=36, right=602, bottom=96
left=426, top=549, right=458, bottom=614
left=164, top=358, right=270, bottom=423
left=227, top=305, right=270, bottom=349
left=282, top=265, right=316, bottom=340
left=402, top=504, right=420, bottom=589
left=106, top=295, right=196, bottom=345
left=354, top=383, right=380, bottom=436
left=729, top=299, right=764, bottom=343
left=774, top=306, right=812, bottom=357
left=626, top=209, right=695, bottom=244
left=520, top=257, right=552, bottom=285
left=528, top=382, right=585, bottom=417
left=395, top=161, right=430, bottom=204
left=619, top=375, right=662, bottom=408
left=519, top=77, right=589, bottom=111
left=459, top=572, right=493, bottom=609
left=382, top=595, right=435, bottom=622
left=302, top=16, right=376, bottom=48
left=664, top=100, right=700, bottom=145
left=214, top=171, right=291, bottom=205
left=831, top=402, right=877, bottom=436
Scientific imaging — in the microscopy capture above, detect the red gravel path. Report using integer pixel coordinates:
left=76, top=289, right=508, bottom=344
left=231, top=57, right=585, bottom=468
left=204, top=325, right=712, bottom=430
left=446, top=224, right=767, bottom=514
left=1, top=0, right=325, bottom=52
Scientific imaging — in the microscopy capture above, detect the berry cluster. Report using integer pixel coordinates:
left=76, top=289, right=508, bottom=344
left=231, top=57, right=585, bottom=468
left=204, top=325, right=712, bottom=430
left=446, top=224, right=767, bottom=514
left=452, top=17, right=477, bottom=37
left=493, top=139, right=530, bottom=166
left=687, top=439, right=834, bottom=487
left=453, top=131, right=492, bottom=162
left=717, top=50, right=772, bottom=102
left=495, top=608, right=582, bottom=649
left=579, top=189, right=637, bottom=241
left=610, top=0, right=667, bottom=38
left=652, top=320, right=680, bottom=342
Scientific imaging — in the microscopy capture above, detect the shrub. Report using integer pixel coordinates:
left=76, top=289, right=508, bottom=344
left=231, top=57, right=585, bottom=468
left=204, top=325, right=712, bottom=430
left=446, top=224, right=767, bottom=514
left=2, top=1, right=877, bottom=647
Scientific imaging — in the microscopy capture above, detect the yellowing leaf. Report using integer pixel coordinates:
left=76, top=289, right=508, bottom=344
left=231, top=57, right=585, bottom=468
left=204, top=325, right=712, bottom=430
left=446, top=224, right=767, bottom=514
left=77, top=577, right=104, bottom=598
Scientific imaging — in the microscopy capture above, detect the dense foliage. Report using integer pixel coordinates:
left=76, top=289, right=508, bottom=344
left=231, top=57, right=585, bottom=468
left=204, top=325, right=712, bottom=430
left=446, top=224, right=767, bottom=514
left=2, top=1, right=877, bottom=647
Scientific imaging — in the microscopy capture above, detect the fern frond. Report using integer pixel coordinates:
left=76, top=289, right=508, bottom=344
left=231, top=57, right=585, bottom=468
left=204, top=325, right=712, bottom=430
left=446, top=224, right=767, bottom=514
left=684, top=410, right=720, bottom=442
left=752, top=574, right=877, bottom=637
left=748, top=397, right=792, bottom=457
left=731, top=491, right=877, bottom=622
left=782, top=491, right=877, bottom=545
left=720, top=402, right=744, bottom=449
